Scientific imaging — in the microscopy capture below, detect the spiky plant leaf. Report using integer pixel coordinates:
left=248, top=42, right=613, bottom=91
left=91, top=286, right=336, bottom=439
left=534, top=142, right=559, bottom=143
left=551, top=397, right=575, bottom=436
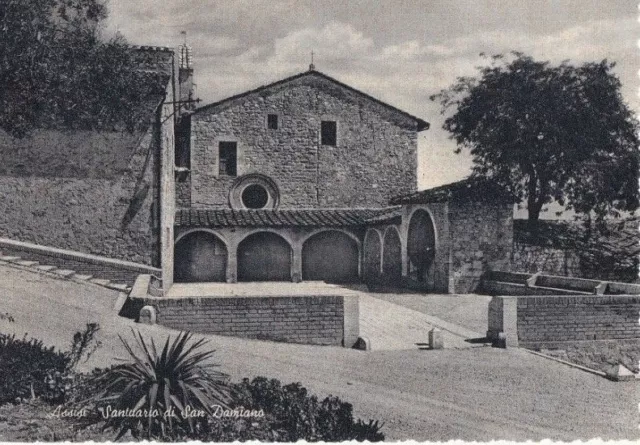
left=91, top=330, right=230, bottom=439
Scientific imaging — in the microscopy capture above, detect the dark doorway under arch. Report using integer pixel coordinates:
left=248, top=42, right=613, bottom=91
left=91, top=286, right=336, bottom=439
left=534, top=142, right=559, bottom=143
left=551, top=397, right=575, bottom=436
left=174, top=231, right=228, bottom=282
left=407, top=209, right=436, bottom=282
left=238, top=232, right=292, bottom=281
left=382, top=228, right=402, bottom=283
left=302, top=231, right=359, bottom=283
left=363, top=230, right=382, bottom=282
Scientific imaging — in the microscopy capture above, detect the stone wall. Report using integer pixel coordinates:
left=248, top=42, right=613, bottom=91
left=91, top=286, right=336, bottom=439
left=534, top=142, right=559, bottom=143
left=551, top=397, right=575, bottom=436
left=511, top=243, right=582, bottom=277
left=449, top=200, right=513, bottom=293
left=139, top=294, right=358, bottom=346
left=488, top=294, right=640, bottom=347
left=0, top=127, right=160, bottom=265
left=189, top=73, right=419, bottom=209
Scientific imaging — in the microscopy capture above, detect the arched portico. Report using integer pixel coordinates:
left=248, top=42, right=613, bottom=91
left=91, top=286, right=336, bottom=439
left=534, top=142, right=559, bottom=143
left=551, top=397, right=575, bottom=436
left=406, top=208, right=437, bottom=283
left=382, top=226, right=402, bottom=284
left=363, top=229, right=382, bottom=282
left=237, top=231, right=292, bottom=281
left=302, top=230, right=360, bottom=282
left=174, top=230, right=228, bottom=282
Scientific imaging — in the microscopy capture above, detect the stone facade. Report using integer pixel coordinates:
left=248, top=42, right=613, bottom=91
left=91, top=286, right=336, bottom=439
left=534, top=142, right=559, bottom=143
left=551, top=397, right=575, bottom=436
left=186, top=71, right=423, bottom=209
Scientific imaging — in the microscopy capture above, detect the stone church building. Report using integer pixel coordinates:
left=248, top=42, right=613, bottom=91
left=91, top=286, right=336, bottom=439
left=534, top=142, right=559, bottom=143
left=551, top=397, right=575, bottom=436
left=167, top=63, right=513, bottom=293
left=0, top=43, right=513, bottom=297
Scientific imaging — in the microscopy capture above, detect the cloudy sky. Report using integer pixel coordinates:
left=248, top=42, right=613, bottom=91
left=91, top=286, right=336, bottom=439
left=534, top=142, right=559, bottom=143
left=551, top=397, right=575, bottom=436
left=105, top=0, right=638, bottom=190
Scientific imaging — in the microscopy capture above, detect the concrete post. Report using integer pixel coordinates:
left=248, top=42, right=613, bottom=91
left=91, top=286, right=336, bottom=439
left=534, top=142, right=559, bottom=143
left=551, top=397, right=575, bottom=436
left=342, top=294, right=360, bottom=348
left=429, top=328, right=444, bottom=349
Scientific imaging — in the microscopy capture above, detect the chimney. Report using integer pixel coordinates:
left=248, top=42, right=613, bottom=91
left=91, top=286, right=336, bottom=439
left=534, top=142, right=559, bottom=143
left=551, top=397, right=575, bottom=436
left=178, top=35, right=195, bottom=112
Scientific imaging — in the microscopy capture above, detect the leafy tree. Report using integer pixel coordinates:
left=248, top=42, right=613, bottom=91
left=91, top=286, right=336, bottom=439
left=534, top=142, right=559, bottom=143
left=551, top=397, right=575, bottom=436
left=431, top=52, right=639, bottom=224
left=0, top=0, right=166, bottom=138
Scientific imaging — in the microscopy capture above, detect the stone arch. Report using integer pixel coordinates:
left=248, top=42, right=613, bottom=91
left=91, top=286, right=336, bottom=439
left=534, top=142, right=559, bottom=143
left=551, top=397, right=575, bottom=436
left=363, top=229, right=383, bottom=282
left=407, top=208, right=437, bottom=282
left=174, top=230, right=228, bottom=282
left=382, top=226, right=402, bottom=284
left=237, top=231, right=292, bottom=281
left=302, top=230, right=360, bottom=283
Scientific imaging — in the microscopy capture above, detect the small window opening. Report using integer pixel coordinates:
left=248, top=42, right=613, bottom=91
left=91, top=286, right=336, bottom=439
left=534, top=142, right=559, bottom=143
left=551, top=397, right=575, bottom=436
left=321, top=121, right=337, bottom=146
left=242, top=184, right=269, bottom=209
left=219, top=142, right=237, bottom=176
left=267, top=114, right=278, bottom=130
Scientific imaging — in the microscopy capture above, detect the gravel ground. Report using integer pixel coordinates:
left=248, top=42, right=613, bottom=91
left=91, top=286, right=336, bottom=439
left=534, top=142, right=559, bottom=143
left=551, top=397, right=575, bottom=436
left=0, top=263, right=637, bottom=441
left=365, top=290, right=491, bottom=334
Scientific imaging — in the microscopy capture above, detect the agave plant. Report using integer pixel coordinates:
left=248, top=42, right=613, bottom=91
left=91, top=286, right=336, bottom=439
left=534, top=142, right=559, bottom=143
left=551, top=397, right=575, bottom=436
left=94, top=329, right=230, bottom=440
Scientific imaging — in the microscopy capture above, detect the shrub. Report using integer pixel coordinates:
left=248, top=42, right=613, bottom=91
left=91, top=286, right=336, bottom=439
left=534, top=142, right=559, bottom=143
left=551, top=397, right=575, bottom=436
left=0, top=323, right=102, bottom=405
left=206, top=377, right=385, bottom=442
left=92, top=329, right=231, bottom=440
left=0, top=334, right=68, bottom=405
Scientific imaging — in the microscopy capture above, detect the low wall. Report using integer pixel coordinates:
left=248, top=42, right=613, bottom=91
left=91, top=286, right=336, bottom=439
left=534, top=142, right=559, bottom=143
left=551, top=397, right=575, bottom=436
left=488, top=295, right=640, bottom=347
left=127, top=278, right=360, bottom=347
left=0, top=238, right=160, bottom=285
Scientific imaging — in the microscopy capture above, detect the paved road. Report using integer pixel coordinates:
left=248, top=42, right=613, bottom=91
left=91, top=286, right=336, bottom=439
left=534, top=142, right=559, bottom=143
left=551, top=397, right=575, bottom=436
left=0, top=263, right=637, bottom=441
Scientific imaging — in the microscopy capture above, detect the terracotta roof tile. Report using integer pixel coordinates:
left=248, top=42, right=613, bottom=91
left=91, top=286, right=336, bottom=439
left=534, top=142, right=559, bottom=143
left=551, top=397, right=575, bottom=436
left=175, top=208, right=399, bottom=228
left=390, top=178, right=516, bottom=205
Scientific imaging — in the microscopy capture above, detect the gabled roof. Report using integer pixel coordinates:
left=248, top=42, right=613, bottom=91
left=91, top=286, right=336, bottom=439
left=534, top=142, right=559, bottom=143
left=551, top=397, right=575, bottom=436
left=194, top=69, right=429, bottom=131
left=175, top=208, right=401, bottom=228
left=390, top=177, right=517, bottom=205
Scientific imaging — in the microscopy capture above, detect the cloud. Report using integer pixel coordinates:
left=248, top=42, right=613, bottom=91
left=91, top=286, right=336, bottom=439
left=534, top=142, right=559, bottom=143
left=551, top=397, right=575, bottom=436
left=104, top=1, right=637, bottom=189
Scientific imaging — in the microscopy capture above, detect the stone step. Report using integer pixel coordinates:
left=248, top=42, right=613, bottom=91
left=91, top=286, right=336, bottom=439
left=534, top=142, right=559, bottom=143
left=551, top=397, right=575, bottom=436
left=53, top=269, right=76, bottom=278
left=90, top=278, right=111, bottom=286
left=73, top=274, right=94, bottom=281
left=36, top=265, right=58, bottom=272
left=0, top=256, right=21, bottom=262
left=16, top=260, right=39, bottom=267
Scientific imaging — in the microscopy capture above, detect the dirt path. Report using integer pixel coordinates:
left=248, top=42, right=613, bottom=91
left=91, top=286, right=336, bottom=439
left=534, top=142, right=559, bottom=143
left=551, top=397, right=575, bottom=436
left=0, top=264, right=637, bottom=441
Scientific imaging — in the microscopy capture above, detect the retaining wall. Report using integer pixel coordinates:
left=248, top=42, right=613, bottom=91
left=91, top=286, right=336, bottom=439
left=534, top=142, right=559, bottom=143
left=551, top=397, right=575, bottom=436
left=0, top=238, right=160, bottom=285
left=128, top=277, right=360, bottom=347
left=488, top=294, right=640, bottom=347
left=0, top=128, right=160, bottom=266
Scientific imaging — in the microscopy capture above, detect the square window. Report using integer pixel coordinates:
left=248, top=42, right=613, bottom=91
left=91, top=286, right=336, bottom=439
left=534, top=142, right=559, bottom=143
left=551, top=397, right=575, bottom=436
left=267, top=114, right=278, bottom=130
left=321, top=120, right=337, bottom=146
left=218, top=142, right=237, bottom=176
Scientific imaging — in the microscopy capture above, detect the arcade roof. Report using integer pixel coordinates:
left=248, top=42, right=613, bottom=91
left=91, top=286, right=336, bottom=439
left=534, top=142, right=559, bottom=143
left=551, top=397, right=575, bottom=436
left=175, top=207, right=402, bottom=228
left=389, top=178, right=517, bottom=205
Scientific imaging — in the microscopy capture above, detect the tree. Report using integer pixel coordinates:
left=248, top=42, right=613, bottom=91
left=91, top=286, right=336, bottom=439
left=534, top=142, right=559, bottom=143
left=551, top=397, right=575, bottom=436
left=431, top=52, right=639, bottom=224
left=0, top=0, right=166, bottom=138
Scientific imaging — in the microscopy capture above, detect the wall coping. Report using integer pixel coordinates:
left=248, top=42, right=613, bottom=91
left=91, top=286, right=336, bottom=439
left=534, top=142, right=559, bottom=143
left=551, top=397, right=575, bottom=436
left=0, top=238, right=161, bottom=274
left=492, top=294, right=640, bottom=303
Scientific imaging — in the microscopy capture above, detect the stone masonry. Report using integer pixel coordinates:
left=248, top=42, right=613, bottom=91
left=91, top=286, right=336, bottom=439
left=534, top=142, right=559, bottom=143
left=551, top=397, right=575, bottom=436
left=188, top=71, right=421, bottom=209
left=0, top=128, right=159, bottom=265
left=449, top=200, right=514, bottom=293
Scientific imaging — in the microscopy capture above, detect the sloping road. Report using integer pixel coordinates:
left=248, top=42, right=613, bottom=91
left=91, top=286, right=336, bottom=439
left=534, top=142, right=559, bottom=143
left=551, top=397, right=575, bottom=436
left=0, top=263, right=637, bottom=441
